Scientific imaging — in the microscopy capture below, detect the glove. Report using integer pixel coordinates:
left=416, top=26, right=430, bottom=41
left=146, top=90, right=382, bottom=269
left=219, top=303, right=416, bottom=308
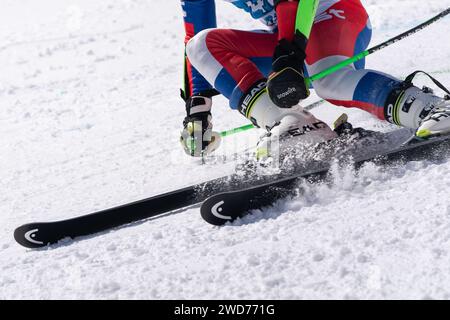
left=267, top=33, right=310, bottom=108
left=180, top=96, right=221, bottom=157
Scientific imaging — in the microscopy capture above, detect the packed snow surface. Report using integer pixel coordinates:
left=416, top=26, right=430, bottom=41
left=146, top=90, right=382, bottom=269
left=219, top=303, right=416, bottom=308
left=1, top=0, right=450, bottom=299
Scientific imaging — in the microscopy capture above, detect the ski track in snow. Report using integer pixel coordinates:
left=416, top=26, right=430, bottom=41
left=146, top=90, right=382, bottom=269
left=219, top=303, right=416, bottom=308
left=1, top=0, right=450, bottom=299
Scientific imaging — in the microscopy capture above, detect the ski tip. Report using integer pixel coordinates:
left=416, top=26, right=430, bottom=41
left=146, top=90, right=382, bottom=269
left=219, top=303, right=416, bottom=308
left=201, top=193, right=241, bottom=226
left=14, top=224, right=49, bottom=249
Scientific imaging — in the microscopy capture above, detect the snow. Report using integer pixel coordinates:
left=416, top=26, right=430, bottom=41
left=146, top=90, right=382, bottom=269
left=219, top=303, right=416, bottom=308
left=1, top=0, right=450, bottom=299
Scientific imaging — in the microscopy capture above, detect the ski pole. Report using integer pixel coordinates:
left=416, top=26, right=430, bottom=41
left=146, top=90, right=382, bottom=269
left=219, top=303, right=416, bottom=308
left=219, top=124, right=255, bottom=137
left=220, top=7, right=450, bottom=138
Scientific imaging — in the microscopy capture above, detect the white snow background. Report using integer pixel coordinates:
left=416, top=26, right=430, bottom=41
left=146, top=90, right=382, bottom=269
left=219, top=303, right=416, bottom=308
left=1, top=0, right=450, bottom=299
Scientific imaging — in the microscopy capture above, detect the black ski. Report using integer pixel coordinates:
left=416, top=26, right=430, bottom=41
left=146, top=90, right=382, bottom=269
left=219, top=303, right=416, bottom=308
left=14, top=160, right=284, bottom=248
left=201, top=134, right=450, bottom=226
left=14, top=130, right=450, bottom=248
left=13, top=175, right=239, bottom=248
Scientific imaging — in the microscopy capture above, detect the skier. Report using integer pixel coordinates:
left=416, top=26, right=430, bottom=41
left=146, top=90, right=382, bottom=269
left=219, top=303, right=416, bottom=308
left=179, top=0, right=450, bottom=158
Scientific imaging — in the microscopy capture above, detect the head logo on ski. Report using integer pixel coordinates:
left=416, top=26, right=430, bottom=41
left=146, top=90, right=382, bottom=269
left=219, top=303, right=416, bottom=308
left=211, top=201, right=231, bottom=221
left=24, top=229, right=43, bottom=245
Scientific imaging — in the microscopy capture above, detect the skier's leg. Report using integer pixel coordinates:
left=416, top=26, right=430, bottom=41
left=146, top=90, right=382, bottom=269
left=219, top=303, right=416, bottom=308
left=186, top=28, right=276, bottom=109
left=181, top=0, right=217, bottom=99
left=308, top=0, right=450, bottom=136
left=306, top=0, right=401, bottom=120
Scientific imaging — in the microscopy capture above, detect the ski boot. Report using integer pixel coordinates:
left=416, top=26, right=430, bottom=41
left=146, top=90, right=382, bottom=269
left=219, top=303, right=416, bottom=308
left=237, top=80, right=337, bottom=163
left=385, top=71, right=450, bottom=138
left=180, top=96, right=221, bottom=157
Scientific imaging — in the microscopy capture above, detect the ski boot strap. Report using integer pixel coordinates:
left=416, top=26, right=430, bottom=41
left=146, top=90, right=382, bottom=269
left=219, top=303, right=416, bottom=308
left=404, top=70, right=450, bottom=96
